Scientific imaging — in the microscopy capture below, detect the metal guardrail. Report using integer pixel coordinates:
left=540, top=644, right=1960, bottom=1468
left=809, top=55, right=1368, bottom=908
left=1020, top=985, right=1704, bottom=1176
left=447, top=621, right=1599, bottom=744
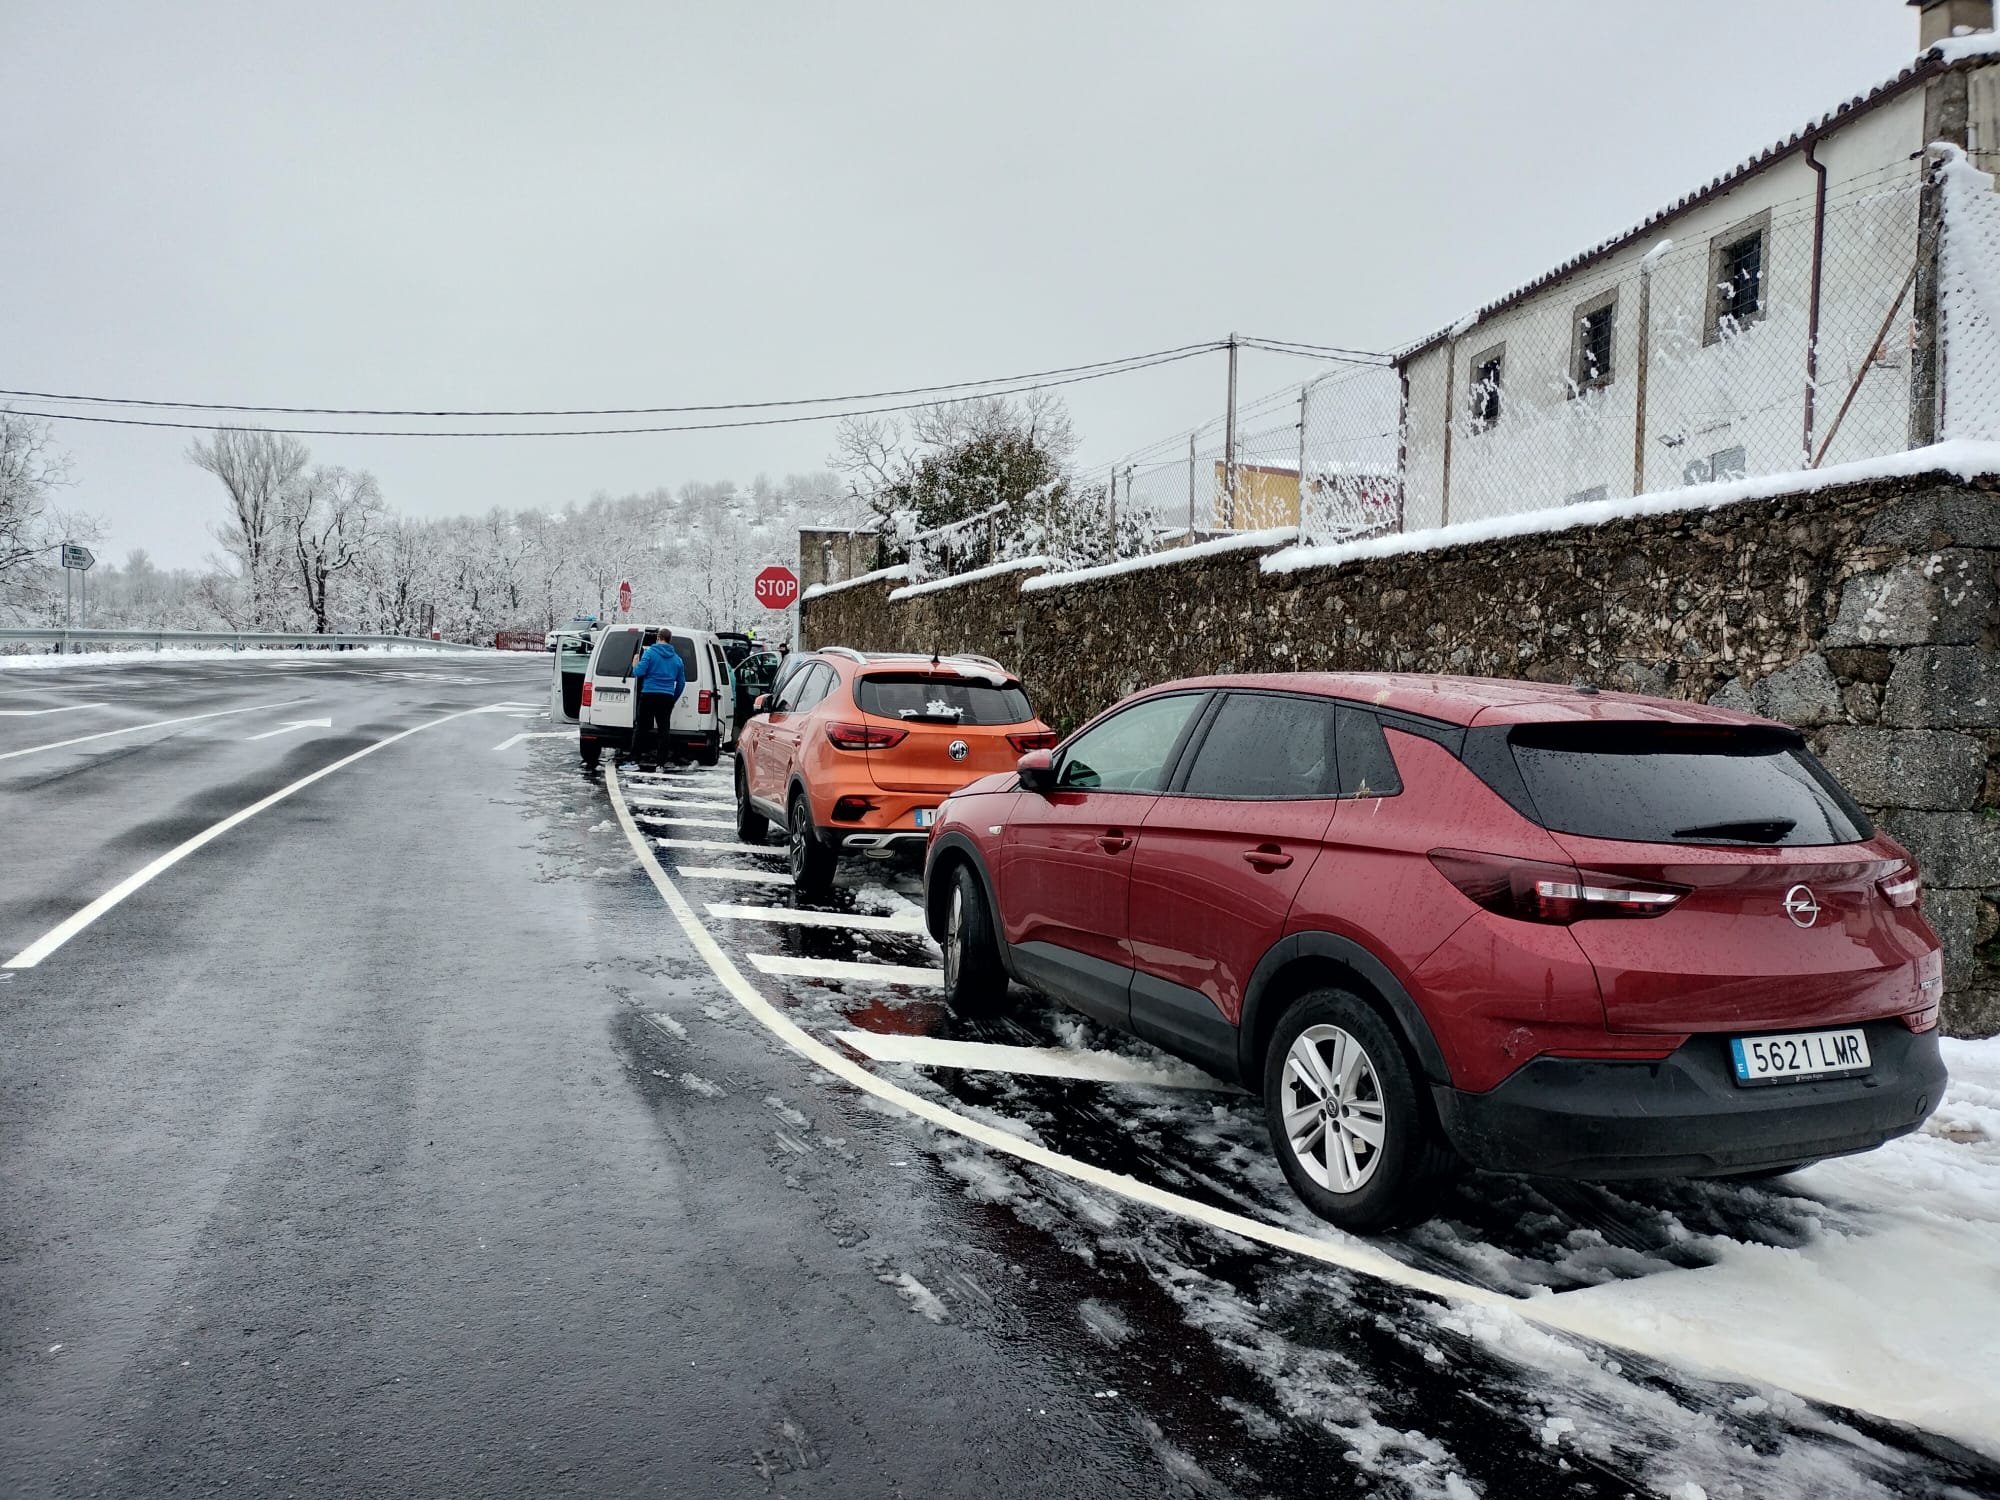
left=0, top=628, right=487, bottom=654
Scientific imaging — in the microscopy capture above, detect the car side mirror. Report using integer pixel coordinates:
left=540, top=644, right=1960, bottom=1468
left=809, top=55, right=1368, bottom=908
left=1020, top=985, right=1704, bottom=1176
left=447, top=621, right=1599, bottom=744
left=753, top=695, right=771, bottom=714
left=1017, top=749, right=1056, bottom=792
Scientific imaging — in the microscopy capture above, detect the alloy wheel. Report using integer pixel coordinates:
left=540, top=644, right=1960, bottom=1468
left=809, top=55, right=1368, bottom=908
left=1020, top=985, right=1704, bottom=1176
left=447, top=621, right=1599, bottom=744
left=1279, top=1024, right=1387, bottom=1193
left=944, top=886, right=964, bottom=989
left=789, top=814, right=808, bottom=882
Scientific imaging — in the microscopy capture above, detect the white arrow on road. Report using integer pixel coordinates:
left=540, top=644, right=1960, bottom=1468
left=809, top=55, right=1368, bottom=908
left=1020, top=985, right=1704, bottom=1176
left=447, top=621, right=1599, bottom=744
left=246, top=717, right=333, bottom=741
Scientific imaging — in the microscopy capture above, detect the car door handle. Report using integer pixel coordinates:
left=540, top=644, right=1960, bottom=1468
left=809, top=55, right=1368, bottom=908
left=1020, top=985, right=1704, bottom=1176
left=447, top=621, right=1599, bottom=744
left=1243, top=846, right=1294, bottom=871
left=1096, top=832, right=1132, bottom=854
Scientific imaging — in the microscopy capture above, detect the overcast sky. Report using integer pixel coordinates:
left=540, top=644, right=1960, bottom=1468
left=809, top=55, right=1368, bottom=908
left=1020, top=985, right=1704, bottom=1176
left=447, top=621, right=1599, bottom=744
left=1, top=1, right=1922, bottom=568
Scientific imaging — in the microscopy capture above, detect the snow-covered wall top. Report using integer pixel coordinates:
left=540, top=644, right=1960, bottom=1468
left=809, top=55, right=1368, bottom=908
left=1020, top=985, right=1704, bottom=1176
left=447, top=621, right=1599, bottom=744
left=887, top=556, right=1050, bottom=602
left=798, top=563, right=912, bottom=602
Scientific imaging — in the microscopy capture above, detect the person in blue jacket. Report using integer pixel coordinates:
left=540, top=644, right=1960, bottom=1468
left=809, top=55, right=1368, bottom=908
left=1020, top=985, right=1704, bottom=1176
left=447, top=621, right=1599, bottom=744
left=630, top=631, right=688, bottom=767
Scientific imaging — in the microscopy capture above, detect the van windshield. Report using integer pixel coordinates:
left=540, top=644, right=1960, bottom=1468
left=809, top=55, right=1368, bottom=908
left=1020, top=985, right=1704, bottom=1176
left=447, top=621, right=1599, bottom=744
left=1508, top=723, right=1870, bottom=846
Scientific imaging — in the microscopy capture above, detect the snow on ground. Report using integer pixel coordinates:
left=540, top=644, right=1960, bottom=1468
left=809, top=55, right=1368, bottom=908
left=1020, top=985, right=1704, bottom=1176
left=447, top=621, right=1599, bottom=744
left=0, top=645, right=498, bottom=670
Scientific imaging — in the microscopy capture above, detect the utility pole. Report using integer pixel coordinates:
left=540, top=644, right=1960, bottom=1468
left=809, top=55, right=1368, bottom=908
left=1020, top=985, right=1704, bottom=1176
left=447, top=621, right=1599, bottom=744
left=1223, top=332, right=1240, bottom=529
left=1297, top=383, right=1310, bottom=533
left=1107, top=465, right=1117, bottom=545
left=1187, top=435, right=1197, bottom=538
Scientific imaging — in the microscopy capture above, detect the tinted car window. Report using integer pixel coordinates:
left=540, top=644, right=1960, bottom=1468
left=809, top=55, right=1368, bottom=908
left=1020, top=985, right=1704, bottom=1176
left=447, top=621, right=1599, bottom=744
left=783, top=663, right=836, bottom=713
left=596, top=629, right=640, bottom=679
left=855, top=673, right=1033, bottom=726
left=1182, top=693, right=1338, bottom=798
left=739, top=652, right=779, bottom=692
left=1058, top=694, right=1203, bottom=792
left=1336, top=707, right=1403, bottom=798
left=670, top=635, right=698, bottom=680
left=773, top=661, right=819, bottom=713
left=1509, top=723, right=1870, bottom=846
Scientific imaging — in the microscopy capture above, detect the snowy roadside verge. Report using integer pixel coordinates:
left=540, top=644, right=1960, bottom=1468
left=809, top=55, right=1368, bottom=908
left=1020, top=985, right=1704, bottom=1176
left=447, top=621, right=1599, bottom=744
left=0, top=645, right=505, bottom=671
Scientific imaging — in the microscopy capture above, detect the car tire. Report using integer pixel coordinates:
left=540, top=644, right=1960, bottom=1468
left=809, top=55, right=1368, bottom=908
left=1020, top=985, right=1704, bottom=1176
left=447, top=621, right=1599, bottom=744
left=788, top=790, right=837, bottom=899
left=580, top=735, right=600, bottom=769
left=940, top=861, right=1009, bottom=1015
left=698, top=740, right=721, bottom=767
left=1261, top=988, right=1455, bottom=1233
left=734, top=764, right=768, bottom=845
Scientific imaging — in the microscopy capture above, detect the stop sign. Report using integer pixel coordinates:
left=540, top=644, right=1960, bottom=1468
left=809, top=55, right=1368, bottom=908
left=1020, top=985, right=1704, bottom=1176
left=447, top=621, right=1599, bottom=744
left=754, top=565, right=799, bottom=610
left=617, top=580, right=632, bottom=614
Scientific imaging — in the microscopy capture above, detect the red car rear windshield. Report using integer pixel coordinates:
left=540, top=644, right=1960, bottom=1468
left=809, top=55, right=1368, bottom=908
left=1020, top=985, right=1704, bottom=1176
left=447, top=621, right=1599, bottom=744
left=1507, top=723, right=1871, bottom=846
left=855, top=673, right=1033, bottom=727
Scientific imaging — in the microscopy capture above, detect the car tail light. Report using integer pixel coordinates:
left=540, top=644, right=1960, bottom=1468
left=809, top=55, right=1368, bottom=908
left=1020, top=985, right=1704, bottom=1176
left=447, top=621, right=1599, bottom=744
left=1429, top=849, right=1687, bottom=924
left=581, top=681, right=593, bottom=706
left=1877, top=862, right=1923, bottom=908
left=1007, top=730, right=1060, bottom=753
left=831, top=795, right=877, bottom=821
left=826, top=722, right=908, bottom=751
left=697, top=689, right=713, bottom=714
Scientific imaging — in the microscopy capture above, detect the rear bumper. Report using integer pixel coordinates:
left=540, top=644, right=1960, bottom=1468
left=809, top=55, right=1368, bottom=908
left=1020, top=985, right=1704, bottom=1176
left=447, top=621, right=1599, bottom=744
left=1433, top=1023, right=1946, bottom=1178
left=582, top=726, right=717, bottom=753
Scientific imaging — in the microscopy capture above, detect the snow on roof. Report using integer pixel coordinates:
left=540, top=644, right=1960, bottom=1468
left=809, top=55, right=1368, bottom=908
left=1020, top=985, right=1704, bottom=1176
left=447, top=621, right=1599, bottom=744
left=799, top=563, right=913, bottom=602
left=1020, top=526, right=1299, bottom=594
left=1395, top=41, right=1997, bottom=364
left=887, top=555, right=1051, bottom=601
left=1260, top=440, right=2000, bottom=579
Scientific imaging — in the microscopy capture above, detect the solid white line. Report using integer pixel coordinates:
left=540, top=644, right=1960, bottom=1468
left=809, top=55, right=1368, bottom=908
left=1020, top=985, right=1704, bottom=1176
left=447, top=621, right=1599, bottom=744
left=707, top=902, right=925, bottom=934
left=4, top=702, right=505, bottom=969
left=747, top=953, right=942, bottom=988
left=604, top=762, right=1963, bottom=1440
left=629, top=795, right=735, bottom=810
left=0, top=702, right=108, bottom=717
left=602, top=763, right=1494, bottom=1304
left=0, top=697, right=313, bottom=763
left=651, top=837, right=783, bottom=857
left=835, top=1030, right=1230, bottom=1090
left=676, top=866, right=794, bottom=886
left=637, top=814, right=735, bottom=830
left=492, top=730, right=573, bottom=752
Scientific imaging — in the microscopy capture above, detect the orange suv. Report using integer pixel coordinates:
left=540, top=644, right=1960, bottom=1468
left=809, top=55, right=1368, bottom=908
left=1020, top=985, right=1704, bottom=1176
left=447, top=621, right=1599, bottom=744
left=734, top=647, right=1055, bottom=896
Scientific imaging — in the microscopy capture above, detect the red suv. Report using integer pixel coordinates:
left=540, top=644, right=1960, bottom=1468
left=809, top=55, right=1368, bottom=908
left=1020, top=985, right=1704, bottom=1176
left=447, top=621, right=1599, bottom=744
left=923, top=673, right=1946, bottom=1231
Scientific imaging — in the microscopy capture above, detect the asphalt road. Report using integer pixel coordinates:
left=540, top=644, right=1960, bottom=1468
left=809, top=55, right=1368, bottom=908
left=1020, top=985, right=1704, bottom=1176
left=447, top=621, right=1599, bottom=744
left=3, top=653, right=1996, bottom=1499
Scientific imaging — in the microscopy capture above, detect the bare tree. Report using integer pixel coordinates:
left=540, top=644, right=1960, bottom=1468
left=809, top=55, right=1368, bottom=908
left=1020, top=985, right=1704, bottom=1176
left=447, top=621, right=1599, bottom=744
left=0, top=412, right=75, bottom=610
left=289, top=465, right=383, bottom=633
left=188, top=428, right=310, bottom=626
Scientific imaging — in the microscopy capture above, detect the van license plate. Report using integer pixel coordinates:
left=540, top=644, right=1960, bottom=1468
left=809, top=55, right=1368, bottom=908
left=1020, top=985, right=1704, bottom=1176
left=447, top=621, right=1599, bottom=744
left=913, top=808, right=938, bottom=828
left=1730, top=1028, right=1871, bottom=1086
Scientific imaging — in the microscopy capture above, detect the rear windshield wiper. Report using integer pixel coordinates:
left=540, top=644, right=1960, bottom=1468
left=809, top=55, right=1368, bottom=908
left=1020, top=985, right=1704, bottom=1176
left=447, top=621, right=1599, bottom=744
left=1670, top=818, right=1797, bottom=843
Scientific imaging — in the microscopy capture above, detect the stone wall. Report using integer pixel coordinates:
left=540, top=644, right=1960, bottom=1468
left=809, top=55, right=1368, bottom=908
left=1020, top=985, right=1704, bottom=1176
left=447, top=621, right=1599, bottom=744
left=801, top=470, right=2000, bottom=1033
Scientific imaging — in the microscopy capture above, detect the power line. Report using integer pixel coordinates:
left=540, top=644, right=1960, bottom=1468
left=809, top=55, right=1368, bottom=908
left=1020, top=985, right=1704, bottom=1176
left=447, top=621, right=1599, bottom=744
left=4, top=345, right=1224, bottom=439
left=1238, top=336, right=1391, bottom=364
left=0, top=341, right=1225, bottom=419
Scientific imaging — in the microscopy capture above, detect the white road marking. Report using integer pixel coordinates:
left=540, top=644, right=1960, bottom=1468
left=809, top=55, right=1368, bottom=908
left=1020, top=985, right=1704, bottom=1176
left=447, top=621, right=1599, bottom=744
left=677, top=866, right=794, bottom=886
left=491, top=730, right=573, bottom=752
left=707, top=902, right=925, bottom=934
left=836, top=1030, right=1229, bottom=1090
left=4, top=702, right=510, bottom=969
left=748, top=953, right=942, bottom=988
left=651, top=837, right=783, bottom=857
left=637, top=814, right=735, bottom=831
left=245, top=717, right=333, bottom=741
left=0, top=697, right=314, bottom=763
left=0, top=702, right=108, bottom=717
left=629, top=795, right=734, bottom=810
left=603, top=762, right=1966, bottom=1442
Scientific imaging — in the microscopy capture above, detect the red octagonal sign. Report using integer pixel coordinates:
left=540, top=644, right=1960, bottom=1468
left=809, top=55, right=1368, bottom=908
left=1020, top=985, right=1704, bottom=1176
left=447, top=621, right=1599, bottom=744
left=754, top=565, right=799, bottom=610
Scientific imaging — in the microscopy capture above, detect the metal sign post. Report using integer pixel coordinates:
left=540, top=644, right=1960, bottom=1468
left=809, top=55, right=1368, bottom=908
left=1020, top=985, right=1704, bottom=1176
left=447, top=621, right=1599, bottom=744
left=60, top=543, right=95, bottom=652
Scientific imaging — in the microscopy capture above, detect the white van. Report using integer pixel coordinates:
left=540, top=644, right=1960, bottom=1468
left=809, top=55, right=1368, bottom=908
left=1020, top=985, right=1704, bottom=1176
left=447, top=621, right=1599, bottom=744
left=578, top=624, right=736, bottom=769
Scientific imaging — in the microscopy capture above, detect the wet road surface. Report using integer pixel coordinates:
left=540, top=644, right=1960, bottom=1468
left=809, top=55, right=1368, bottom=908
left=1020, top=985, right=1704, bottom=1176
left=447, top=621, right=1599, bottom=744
left=3, top=655, right=1997, bottom=1498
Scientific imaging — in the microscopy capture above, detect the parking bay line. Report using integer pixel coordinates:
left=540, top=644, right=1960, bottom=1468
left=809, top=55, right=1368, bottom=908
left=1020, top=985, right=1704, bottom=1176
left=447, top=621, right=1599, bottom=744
left=836, top=1030, right=1231, bottom=1091
left=747, top=953, right=942, bottom=988
left=0, top=697, right=314, bottom=762
left=707, top=901, right=925, bottom=934
left=677, top=866, right=794, bottom=886
left=651, top=837, right=784, bottom=858
left=0, top=702, right=109, bottom=717
left=637, top=814, right=736, bottom=831
left=629, top=795, right=735, bottom=810
left=492, top=730, right=573, bottom=751
left=604, top=760, right=1976, bottom=1442
left=4, top=701, right=515, bottom=969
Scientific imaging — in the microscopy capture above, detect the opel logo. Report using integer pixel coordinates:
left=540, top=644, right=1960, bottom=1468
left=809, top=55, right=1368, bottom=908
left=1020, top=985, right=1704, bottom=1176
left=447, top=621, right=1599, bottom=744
left=1783, top=884, right=1821, bottom=928
left=947, top=739, right=969, bottom=761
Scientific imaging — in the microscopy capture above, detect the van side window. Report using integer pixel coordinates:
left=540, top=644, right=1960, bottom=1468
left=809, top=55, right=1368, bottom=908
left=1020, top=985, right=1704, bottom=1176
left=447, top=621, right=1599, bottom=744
left=1335, top=707, right=1403, bottom=798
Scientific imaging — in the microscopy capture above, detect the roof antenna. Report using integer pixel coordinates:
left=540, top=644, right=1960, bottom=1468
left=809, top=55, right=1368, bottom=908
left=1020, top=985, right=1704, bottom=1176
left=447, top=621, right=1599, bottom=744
left=931, top=649, right=941, bottom=668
